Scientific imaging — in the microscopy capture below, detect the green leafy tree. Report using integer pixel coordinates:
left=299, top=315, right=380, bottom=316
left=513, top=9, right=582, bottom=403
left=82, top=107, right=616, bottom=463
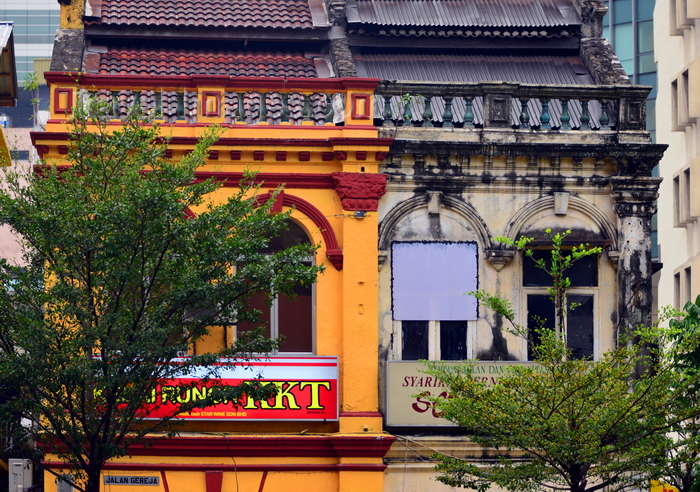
left=645, top=297, right=700, bottom=492
left=424, top=231, right=698, bottom=492
left=0, top=101, right=322, bottom=492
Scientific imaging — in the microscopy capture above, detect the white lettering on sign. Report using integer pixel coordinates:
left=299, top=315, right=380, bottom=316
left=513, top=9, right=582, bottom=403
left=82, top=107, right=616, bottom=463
left=103, top=476, right=160, bottom=486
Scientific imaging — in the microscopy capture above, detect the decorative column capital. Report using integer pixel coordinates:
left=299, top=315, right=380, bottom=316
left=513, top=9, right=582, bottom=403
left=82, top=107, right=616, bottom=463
left=610, top=176, right=662, bottom=218
left=331, top=172, right=387, bottom=211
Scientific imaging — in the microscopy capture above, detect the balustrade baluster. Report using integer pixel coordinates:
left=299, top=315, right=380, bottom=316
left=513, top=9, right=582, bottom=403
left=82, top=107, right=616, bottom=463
left=382, top=96, right=394, bottom=127
left=422, top=96, right=433, bottom=126
left=599, top=100, right=610, bottom=129
left=520, top=98, right=530, bottom=129
left=259, top=92, right=268, bottom=124
left=282, top=93, right=290, bottom=123
left=302, top=94, right=312, bottom=123
left=237, top=93, right=245, bottom=123
left=560, top=99, right=571, bottom=130
left=540, top=99, right=550, bottom=129
left=177, top=92, right=185, bottom=121
left=580, top=100, right=590, bottom=130
left=323, top=94, right=333, bottom=125
left=443, top=97, right=454, bottom=127
left=402, top=96, right=412, bottom=125
left=463, top=97, right=474, bottom=128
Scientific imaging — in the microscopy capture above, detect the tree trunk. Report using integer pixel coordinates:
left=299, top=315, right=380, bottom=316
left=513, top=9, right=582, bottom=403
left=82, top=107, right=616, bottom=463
left=85, top=465, right=104, bottom=492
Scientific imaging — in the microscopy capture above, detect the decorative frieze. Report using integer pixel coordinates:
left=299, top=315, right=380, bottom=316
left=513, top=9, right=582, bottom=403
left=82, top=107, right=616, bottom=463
left=331, top=172, right=388, bottom=211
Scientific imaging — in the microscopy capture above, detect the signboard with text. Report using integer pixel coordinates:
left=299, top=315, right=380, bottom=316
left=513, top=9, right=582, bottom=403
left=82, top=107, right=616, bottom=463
left=386, top=361, right=538, bottom=426
left=141, top=356, right=338, bottom=422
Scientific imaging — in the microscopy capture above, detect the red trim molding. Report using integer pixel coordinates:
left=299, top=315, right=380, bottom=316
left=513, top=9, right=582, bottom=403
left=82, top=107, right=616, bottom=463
left=205, top=471, right=222, bottom=492
left=31, top=132, right=393, bottom=151
left=202, top=91, right=221, bottom=117
left=44, top=435, right=394, bottom=460
left=351, top=94, right=371, bottom=120
left=54, top=88, right=73, bottom=114
left=193, top=172, right=335, bottom=189
left=44, top=462, right=389, bottom=473
left=340, top=412, right=383, bottom=418
left=253, top=192, right=343, bottom=270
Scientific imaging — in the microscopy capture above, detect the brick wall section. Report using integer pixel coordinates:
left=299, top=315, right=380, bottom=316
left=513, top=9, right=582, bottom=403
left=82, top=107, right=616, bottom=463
left=580, top=38, right=630, bottom=85
left=50, top=29, right=85, bottom=72
left=329, top=38, right=358, bottom=77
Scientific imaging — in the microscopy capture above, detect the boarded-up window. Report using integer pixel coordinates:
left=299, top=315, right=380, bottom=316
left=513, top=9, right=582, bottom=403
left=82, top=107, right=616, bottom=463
left=392, top=242, right=478, bottom=321
left=393, top=242, right=477, bottom=360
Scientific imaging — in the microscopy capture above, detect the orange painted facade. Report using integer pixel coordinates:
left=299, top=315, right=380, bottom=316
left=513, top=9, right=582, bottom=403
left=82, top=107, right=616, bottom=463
left=33, top=73, right=393, bottom=492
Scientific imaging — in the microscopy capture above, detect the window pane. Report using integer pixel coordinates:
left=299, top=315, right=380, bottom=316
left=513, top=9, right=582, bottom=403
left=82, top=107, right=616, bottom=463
left=527, top=295, right=556, bottom=361
left=402, top=321, right=429, bottom=360
left=241, top=219, right=313, bottom=353
left=613, top=23, right=634, bottom=62
left=392, top=242, right=478, bottom=321
left=636, top=0, right=655, bottom=20
left=638, top=20, right=654, bottom=53
left=567, top=295, right=594, bottom=360
left=646, top=98, right=656, bottom=132
left=523, top=251, right=598, bottom=287
left=264, top=220, right=310, bottom=253
left=613, top=0, right=633, bottom=22
left=638, top=72, right=657, bottom=94
left=440, top=321, right=467, bottom=360
left=278, top=284, right=313, bottom=352
left=237, top=292, right=272, bottom=338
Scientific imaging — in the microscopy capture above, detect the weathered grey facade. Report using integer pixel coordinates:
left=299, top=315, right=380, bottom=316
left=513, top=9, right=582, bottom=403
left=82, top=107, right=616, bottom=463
left=321, top=0, right=666, bottom=489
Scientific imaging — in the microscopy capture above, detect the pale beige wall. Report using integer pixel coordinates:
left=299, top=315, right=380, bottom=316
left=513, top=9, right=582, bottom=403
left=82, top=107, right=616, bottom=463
left=378, top=155, right=620, bottom=369
left=655, top=0, right=700, bottom=311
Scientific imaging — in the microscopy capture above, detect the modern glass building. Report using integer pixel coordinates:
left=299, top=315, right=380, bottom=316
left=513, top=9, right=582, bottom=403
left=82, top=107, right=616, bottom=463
left=0, top=0, right=57, bottom=129
left=604, top=0, right=659, bottom=260
left=603, top=0, right=657, bottom=140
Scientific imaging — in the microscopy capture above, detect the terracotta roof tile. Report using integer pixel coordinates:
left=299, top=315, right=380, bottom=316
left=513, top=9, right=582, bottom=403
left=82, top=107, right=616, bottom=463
left=99, top=48, right=318, bottom=77
left=95, top=0, right=314, bottom=29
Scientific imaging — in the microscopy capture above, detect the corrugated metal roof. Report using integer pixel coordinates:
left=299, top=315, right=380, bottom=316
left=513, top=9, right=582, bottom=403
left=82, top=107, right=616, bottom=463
left=0, top=22, right=17, bottom=108
left=363, top=53, right=602, bottom=128
left=355, top=53, right=592, bottom=84
left=346, top=0, right=581, bottom=27
left=0, top=22, right=13, bottom=49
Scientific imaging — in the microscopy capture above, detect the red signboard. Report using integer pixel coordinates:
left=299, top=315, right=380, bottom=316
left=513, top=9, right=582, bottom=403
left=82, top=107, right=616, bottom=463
left=142, top=357, right=338, bottom=421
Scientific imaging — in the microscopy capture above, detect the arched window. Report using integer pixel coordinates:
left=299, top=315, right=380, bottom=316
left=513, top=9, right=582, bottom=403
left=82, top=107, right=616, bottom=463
left=237, top=220, right=314, bottom=354
left=523, top=249, right=598, bottom=361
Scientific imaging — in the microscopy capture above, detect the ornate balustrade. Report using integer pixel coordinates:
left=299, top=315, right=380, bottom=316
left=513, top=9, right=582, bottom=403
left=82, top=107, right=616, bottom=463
left=45, top=74, right=379, bottom=127
left=374, top=81, right=651, bottom=131
left=45, top=74, right=651, bottom=133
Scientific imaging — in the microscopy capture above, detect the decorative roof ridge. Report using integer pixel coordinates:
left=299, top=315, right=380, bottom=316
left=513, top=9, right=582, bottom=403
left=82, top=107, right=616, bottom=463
left=346, top=27, right=577, bottom=38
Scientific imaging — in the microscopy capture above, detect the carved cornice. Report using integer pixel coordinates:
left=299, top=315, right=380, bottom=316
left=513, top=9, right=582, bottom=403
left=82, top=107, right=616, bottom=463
left=381, top=140, right=667, bottom=177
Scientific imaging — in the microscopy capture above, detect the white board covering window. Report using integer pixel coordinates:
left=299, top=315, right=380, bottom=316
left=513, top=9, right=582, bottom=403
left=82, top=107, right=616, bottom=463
left=392, top=242, right=478, bottom=321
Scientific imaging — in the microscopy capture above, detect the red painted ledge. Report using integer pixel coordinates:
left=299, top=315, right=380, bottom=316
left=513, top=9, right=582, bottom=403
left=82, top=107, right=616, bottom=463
left=41, top=435, right=395, bottom=459
left=44, top=462, right=389, bottom=473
